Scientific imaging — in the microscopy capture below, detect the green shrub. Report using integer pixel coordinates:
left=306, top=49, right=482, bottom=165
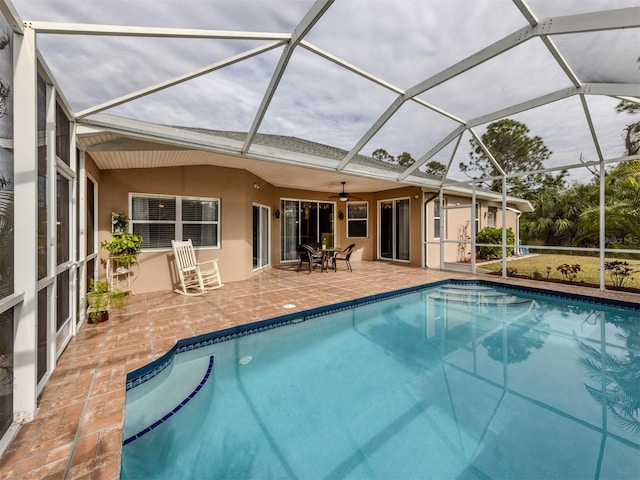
left=476, top=227, right=515, bottom=260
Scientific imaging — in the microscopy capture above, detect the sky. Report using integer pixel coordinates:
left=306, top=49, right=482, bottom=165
left=7, top=0, right=640, bottom=185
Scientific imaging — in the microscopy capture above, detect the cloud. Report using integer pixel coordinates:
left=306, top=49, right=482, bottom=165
left=10, top=0, right=639, bottom=174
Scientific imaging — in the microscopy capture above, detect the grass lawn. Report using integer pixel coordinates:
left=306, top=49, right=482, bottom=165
left=477, top=253, right=640, bottom=289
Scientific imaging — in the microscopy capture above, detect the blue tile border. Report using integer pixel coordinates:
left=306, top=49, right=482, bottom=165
left=123, top=355, right=215, bottom=446
left=125, top=278, right=639, bottom=392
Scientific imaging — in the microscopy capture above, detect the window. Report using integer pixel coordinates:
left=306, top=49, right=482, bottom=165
left=433, top=198, right=446, bottom=239
left=131, top=194, right=220, bottom=249
left=487, top=207, right=497, bottom=228
left=347, top=202, right=368, bottom=238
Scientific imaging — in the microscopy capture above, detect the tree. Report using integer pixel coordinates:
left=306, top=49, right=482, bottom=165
left=579, top=160, right=640, bottom=249
left=372, top=148, right=395, bottom=164
left=423, top=160, right=446, bottom=177
left=462, top=119, right=566, bottom=198
left=372, top=148, right=445, bottom=175
left=521, top=184, right=594, bottom=246
left=396, top=152, right=414, bottom=167
left=616, top=100, right=640, bottom=156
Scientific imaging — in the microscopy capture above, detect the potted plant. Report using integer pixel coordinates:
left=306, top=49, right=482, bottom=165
left=100, top=231, right=144, bottom=268
left=83, top=279, right=127, bottom=324
left=111, top=212, right=129, bottom=235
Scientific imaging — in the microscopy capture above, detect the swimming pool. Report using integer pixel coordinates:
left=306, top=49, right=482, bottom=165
left=121, top=280, right=640, bottom=479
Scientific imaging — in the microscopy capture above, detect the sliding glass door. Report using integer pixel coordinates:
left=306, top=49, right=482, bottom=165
left=379, top=198, right=410, bottom=261
left=252, top=204, right=270, bottom=270
left=280, top=199, right=335, bottom=261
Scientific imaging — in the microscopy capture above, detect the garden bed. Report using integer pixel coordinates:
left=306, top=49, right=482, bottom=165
left=484, top=270, right=640, bottom=295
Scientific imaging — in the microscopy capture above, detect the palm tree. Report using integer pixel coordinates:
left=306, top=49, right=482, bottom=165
left=521, top=184, right=592, bottom=246
left=579, top=160, right=640, bottom=250
left=577, top=314, right=640, bottom=436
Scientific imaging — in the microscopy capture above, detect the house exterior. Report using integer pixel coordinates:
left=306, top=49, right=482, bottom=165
left=83, top=122, right=533, bottom=294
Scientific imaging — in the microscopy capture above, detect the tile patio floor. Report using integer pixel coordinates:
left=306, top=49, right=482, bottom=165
left=0, top=262, right=637, bottom=479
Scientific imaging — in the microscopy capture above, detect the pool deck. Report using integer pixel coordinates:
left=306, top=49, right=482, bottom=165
left=0, top=262, right=638, bottom=479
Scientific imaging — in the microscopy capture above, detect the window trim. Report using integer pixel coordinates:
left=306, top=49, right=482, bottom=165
left=346, top=201, right=368, bottom=238
left=433, top=197, right=446, bottom=239
left=130, top=193, right=221, bottom=250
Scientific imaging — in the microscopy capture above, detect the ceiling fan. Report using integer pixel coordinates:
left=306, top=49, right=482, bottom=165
left=329, top=181, right=361, bottom=202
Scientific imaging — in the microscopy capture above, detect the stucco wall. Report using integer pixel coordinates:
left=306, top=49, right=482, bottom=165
left=96, top=164, right=278, bottom=292
left=91, top=158, right=520, bottom=292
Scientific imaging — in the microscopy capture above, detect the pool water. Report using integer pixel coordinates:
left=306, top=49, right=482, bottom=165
left=121, top=283, right=640, bottom=479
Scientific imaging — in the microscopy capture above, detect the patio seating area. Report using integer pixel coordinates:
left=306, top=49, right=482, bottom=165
left=0, top=262, right=637, bottom=480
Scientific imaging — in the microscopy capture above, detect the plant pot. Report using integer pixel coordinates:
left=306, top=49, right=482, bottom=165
left=88, top=309, right=109, bottom=324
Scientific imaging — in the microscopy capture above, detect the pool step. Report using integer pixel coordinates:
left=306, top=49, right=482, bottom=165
left=425, top=287, right=534, bottom=307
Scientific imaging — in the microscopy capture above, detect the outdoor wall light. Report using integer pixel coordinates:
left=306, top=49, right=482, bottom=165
left=338, top=211, right=344, bottom=220
left=275, top=209, right=280, bottom=219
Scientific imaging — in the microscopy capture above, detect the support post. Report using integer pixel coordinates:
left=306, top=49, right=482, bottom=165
left=12, top=24, right=38, bottom=422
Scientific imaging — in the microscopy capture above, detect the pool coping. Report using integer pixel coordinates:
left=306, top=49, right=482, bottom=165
left=125, top=278, right=640, bottom=392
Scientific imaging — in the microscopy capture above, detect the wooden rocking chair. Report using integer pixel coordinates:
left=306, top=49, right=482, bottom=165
left=171, top=239, right=223, bottom=296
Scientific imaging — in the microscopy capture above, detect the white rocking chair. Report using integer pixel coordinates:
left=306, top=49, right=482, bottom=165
left=171, top=239, right=223, bottom=296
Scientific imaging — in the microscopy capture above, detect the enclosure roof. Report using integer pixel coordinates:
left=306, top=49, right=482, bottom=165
left=7, top=0, right=640, bottom=193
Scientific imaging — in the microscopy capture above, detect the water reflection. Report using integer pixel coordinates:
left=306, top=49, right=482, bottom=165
left=578, top=312, right=640, bottom=437
left=482, top=306, right=550, bottom=364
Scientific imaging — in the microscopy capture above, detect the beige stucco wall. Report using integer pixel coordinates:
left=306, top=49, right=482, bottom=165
left=90, top=157, right=521, bottom=293
left=96, top=164, right=278, bottom=292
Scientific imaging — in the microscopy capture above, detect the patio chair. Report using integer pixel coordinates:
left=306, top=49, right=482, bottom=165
left=297, top=244, right=325, bottom=273
left=332, top=243, right=356, bottom=272
left=172, top=239, right=223, bottom=296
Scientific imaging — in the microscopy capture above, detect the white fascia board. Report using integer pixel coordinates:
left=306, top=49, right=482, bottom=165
left=79, top=114, right=341, bottom=172
left=76, top=40, right=285, bottom=118
left=79, top=114, right=245, bottom=153
left=27, top=21, right=290, bottom=40
left=0, top=0, right=23, bottom=33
